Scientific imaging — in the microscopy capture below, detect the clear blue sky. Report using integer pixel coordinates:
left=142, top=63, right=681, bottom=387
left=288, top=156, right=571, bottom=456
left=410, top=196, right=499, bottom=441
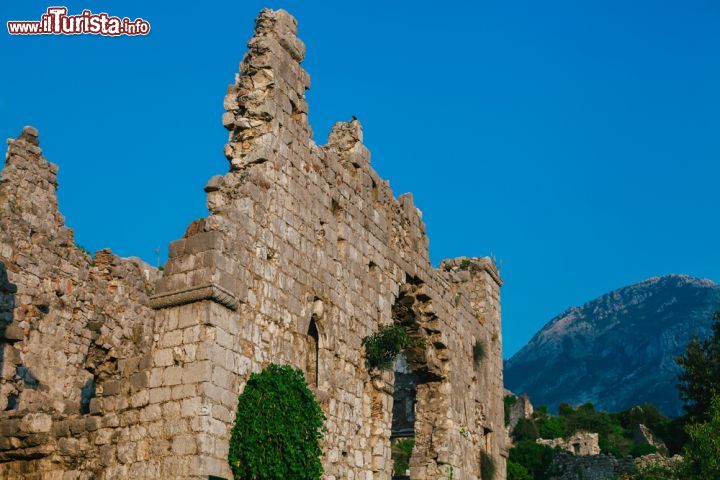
left=2, top=1, right=719, bottom=358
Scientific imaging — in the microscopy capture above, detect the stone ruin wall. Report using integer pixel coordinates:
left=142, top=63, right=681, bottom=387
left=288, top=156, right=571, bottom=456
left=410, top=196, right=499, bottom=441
left=0, top=9, right=506, bottom=480
left=537, top=432, right=601, bottom=457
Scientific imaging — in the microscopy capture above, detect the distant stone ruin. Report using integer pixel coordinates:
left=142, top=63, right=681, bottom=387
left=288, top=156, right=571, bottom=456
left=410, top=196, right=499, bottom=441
left=537, top=432, right=601, bottom=456
left=505, top=391, right=534, bottom=432
left=0, top=9, right=506, bottom=480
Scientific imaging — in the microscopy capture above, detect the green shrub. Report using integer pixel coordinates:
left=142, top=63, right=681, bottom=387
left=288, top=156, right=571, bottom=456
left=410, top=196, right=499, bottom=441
left=507, top=460, right=532, bottom=480
left=534, top=405, right=549, bottom=418
left=677, top=311, right=720, bottom=423
left=513, top=417, right=540, bottom=441
left=678, top=395, right=720, bottom=479
left=558, top=402, right=574, bottom=417
left=362, top=324, right=423, bottom=371
left=537, top=415, right=566, bottom=439
left=562, top=402, right=633, bottom=457
left=392, top=438, right=415, bottom=476
left=228, top=364, right=326, bottom=480
left=630, top=444, right=658, bottom=458
left=508, top=440, right=556, bottom=480
left=473, top=340, right=487, bottom=366
left=480, top=451, right=496, bottom=480
left=620, top=403, right=668, bottom=431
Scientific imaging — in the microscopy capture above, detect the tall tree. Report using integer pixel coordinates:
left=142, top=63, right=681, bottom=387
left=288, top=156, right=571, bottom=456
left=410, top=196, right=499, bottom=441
left=676, top=311, right=720, bottom=422
left=678, top=396, right=720, bottom=479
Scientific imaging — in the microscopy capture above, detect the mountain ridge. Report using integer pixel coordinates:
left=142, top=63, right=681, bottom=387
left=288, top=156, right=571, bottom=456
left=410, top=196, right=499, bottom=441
left=504, top=274, right=720, bottom=416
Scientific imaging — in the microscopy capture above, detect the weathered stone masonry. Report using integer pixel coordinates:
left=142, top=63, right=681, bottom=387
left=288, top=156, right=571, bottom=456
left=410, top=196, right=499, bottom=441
left=0, top=9, right=506, bottom=480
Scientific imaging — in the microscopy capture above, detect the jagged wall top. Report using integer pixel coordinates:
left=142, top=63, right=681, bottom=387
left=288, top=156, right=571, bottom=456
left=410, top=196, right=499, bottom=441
left=222, top=9, right=311, bottom=171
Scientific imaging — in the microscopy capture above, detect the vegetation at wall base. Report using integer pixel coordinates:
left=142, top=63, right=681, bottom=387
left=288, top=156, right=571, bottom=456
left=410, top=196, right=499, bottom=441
left=228, top=364, right=326, bottom=480
left=507, top=460, right=532, bottom=480
left=508, top=440, right=556, bottom=480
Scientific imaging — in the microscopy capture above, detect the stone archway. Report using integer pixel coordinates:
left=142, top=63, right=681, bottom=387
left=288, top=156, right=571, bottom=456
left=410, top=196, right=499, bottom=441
left=302, top=298, right=324, bottom=389
left=390, top=277, right=450, bottom=479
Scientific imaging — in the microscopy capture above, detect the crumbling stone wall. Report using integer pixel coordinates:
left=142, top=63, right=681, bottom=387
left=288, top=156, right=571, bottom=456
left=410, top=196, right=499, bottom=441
left=0, top=8, right=506, bottom=480
left=548, top=453, right=633, bottom=480
left=538, top=432, right=601, bottom=456
left=506, top=392, right=534, bottom=432
left=0, top=128, right=159, bottom=478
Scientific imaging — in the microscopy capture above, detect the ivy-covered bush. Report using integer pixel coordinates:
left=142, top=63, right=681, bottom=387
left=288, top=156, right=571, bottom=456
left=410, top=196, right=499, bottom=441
left=228, top=364, right=326, bottom=480
left=362, top=324, right=423, bottom=371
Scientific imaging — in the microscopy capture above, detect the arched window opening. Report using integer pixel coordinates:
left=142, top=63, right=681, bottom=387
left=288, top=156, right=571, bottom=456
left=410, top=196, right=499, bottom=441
left=306, top=318, right=319, bottom=388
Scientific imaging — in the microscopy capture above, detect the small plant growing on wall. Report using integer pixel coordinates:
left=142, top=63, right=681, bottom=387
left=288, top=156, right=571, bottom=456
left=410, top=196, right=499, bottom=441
left=392, top=438, right=415, bottom=476
left=473, top=340, right=487, bottom=367
left=228, top=364, right=326, bottom=480
left=481, top=451, right=496, bottom=480
left=362, top=324, right=424, bottom=371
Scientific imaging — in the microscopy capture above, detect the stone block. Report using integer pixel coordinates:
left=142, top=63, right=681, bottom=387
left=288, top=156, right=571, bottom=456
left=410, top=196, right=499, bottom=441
left=20, top=413, right=52, bottom=434
left=172, top=435, right=197, bottom=455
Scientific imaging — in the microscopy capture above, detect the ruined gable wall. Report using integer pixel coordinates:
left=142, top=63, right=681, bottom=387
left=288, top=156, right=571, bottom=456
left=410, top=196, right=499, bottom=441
left=0, top=8, right=506, bottom=480
left=149, top=9, right=506, bottom=479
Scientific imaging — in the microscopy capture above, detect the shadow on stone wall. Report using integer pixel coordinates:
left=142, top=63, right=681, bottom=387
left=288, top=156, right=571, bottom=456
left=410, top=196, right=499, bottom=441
left=0, top=262, right=19, bottom=410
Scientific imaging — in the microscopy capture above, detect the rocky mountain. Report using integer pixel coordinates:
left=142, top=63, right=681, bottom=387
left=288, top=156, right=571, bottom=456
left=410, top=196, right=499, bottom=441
left=504, top=274, right=720, bottom=416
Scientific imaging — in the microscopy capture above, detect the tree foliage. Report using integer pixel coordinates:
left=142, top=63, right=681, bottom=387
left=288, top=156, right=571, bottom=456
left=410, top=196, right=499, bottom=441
left=630, top=444, right=658, bottom=458
left=619, top=403, right=667, bottom=432
left=228, top=364, right=326, bottom=480
left=508, top=440, right=556, bottom=480
left=532, top=406, right=567, bottom=439
left=676, top=311, right=720, bottom=423
left=677, top=396, right=720, bottom=479
left=507, top=460, right=532, bottom=480
left=512, top=417, right=540, bottom=441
